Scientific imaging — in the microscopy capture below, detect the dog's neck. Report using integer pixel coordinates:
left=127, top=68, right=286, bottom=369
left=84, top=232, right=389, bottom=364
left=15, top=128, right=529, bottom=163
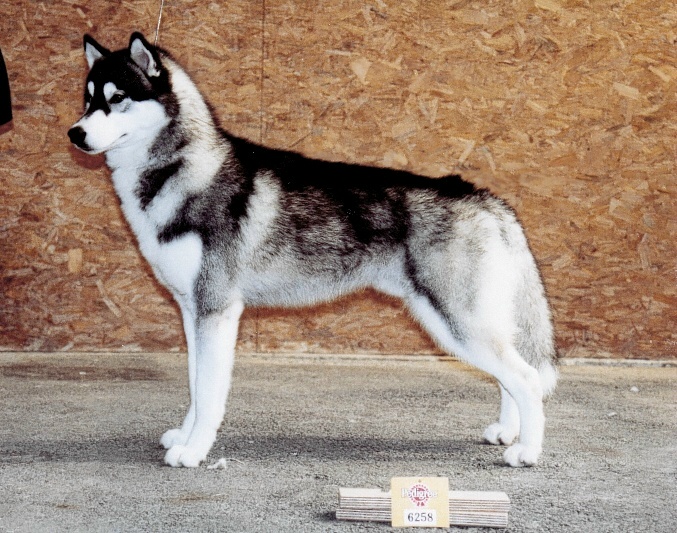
left=161, top=58, right=231, bottom=189
left=162, top=57, right=220, bottom=142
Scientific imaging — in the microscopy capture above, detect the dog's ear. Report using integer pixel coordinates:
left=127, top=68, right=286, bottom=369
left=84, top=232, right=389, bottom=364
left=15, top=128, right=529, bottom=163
left=129, top=32, right=162, bottom=78
left=83, top=35, right=110, bottom=69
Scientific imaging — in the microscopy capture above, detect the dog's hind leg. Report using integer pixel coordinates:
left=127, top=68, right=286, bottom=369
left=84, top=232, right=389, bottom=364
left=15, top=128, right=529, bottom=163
left=405, top=293, right=545, bottom=467
left=483, top=384, right=520, bottom=446
left=160, top=303, right=198, bottom=450
left=456, top=344, right=546, bottom=467
left=466, top=343, right=545, bottom=467
left=164, top=300, right=244, bottom=467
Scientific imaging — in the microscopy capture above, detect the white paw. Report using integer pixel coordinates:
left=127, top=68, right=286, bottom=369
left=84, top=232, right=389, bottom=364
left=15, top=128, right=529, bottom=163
left=503, top=443, right=541, bottom=467
left=160, top=428, right=188, bottom=449
left=164, top=445, right=205, bottom=468
left=483, top=422, right=519, bottom=446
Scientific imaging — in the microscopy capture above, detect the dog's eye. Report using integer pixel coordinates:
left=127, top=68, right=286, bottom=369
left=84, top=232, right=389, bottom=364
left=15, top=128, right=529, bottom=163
left=109, top=92, right=127, bottom=105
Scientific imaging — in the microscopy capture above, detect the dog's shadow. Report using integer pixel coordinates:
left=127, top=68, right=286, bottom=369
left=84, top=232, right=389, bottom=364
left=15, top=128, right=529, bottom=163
left=217, top=433, right=480, bottom=463
left=3, top=433, right=483, bottom=467
left=2, top=433, right=159, bottom=466
left=68, top=143, right=106, bottom=170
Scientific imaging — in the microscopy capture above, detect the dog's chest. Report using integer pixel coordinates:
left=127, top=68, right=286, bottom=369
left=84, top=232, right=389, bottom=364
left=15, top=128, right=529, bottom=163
left=112, top=167, right=203, bottom=299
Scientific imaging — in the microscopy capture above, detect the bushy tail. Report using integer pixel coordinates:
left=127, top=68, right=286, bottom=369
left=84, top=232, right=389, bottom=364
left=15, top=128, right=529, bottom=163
left=516, top=260, right=558, bottom=397
left=538, top=357, right=558, bottom=397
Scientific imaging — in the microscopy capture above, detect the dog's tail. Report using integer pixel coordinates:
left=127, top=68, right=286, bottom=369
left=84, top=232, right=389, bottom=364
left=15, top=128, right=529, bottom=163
left=515, top=259, right=559, bottom=398
left=537, top=355, right=559, bottom=398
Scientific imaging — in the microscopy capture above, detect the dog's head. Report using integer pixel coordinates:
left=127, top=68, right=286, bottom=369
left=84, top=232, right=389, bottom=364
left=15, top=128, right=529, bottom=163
left=68, top=33, right=174, bottom=155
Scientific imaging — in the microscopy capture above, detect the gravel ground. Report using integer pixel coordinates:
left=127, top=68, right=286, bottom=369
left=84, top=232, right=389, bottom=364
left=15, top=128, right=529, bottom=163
left=0, top=352, right=675, bottom=532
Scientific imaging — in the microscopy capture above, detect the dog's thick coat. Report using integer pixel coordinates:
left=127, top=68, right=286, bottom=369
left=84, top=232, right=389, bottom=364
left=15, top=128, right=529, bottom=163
left=69, top=33, right=557, bottom=468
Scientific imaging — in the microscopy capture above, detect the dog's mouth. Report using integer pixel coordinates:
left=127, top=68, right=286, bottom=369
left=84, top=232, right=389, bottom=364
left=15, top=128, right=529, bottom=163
left=104, top=133, right=130, bottom=152
left=76, top=144, right=103, bottom=155
left=68, top=127, right=129, bottom=154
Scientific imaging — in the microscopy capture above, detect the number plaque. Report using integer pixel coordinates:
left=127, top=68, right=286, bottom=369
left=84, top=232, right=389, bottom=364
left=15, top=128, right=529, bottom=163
left=391, top=477, right=450, bottom=528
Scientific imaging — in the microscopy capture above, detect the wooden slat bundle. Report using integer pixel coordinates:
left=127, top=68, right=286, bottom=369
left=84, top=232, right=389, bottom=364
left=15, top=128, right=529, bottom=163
left=337, top=488, right=510, bottom=528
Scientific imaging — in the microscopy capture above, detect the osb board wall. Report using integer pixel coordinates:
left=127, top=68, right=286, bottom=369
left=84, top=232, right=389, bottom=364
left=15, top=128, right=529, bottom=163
left=1, top=1, right=675, bottom=359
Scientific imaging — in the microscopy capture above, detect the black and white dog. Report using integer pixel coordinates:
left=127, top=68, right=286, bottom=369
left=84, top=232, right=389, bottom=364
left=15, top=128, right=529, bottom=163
left=69, top=33, right=557, bottom=468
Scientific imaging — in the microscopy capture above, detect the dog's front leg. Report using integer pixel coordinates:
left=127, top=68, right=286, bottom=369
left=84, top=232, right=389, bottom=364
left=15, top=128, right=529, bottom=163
left=160, top=303, right=198, bottom=449
left=164, top=300, right=244, bottom=467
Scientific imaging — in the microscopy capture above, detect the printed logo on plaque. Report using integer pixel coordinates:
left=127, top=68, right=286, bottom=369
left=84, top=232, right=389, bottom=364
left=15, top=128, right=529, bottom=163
left=391, top=477, right=450, bottom=528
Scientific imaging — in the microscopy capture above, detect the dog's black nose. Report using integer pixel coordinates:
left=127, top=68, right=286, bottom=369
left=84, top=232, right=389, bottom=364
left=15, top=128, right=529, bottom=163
left=68, top=126, right=87, bottom=149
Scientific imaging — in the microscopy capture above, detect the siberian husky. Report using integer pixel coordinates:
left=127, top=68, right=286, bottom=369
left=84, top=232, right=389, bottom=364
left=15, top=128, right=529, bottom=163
left=69, top=33, right=557, bottom=468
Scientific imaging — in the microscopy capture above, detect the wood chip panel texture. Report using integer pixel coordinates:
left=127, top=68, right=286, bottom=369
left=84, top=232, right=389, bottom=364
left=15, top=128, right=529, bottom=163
left=1, top=1, right=675, bottom=359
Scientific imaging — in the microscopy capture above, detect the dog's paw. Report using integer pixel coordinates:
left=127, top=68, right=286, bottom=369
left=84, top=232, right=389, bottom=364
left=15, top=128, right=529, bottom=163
left=503, top=443, right=541, bottom=467
left=164, top=445, right=205, bottom=468
left=483, top=423, right=519, bottom=446
left=160, top=428, right=188, bottom=449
